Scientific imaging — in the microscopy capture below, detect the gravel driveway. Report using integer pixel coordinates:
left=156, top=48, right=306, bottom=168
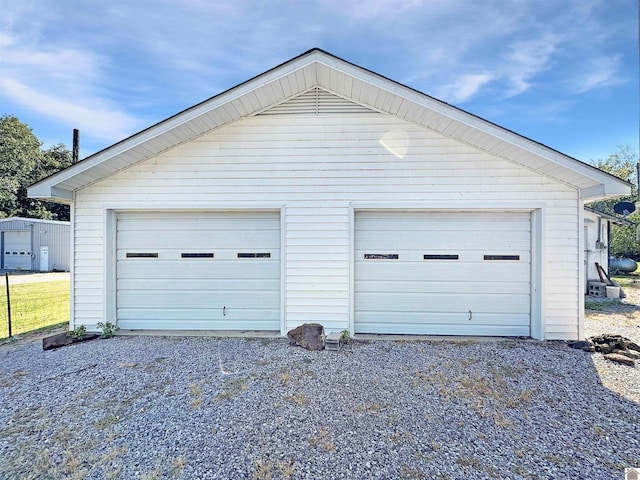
left=1, top=328, right=639, bottom=479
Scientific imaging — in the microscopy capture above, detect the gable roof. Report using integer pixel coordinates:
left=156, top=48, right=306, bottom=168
left=29, top=48, right=631, bottom=203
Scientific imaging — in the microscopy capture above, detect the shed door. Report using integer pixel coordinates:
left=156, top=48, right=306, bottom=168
left=355, top=211, right=531, bottom=336
left=3, top=231, right=32, bottom=270
left=116, top=211, right=280, bottom=330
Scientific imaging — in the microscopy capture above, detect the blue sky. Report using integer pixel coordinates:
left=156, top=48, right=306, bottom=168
left=0, top=0, right=637, bottom=163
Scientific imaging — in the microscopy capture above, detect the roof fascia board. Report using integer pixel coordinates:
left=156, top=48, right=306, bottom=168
left=30, top=51, right=322, bottom=197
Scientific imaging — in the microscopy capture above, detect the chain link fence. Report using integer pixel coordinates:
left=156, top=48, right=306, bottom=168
left=0, top=273, right=70, bottom=340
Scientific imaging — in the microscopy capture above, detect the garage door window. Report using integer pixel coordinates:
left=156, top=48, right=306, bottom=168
left=484, top=255, right=520, bottom=261
left=423, top=254, right=459, bottom=260
left=126, top=253, right=158, bottom=258
left=364, top=254, right=399, bottom=260
left=237, top=252, right=271, bottom=258
left=181, top=253, right=214, bottom=258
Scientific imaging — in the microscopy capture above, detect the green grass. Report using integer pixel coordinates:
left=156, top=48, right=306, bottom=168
left=584, top=299, right=610, bottom=311
left=0, top=280, right=70, bottom=339
left=611, top=275, right=639, bottom=288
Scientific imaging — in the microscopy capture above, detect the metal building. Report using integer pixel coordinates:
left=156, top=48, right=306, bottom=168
left=0, top=217, right=70, bottom=272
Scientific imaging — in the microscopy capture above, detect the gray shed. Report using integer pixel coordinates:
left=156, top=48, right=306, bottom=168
left=0, top=217, right=70, bottom=272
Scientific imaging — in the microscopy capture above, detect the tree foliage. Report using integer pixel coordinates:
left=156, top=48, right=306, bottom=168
left=588, top=145, right=639, bottom=259
left=0, top=115, right=72, bottom=220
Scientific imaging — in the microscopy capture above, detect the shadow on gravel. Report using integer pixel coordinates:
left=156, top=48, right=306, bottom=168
left=0, top=336, right=639, bottom=480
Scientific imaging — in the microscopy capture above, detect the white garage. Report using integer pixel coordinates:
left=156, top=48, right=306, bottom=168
left=0, top=217, right=70, bottom=272
left=116, top=211, right=281, bottom=331
left=3, top=231, right=32, bottom=270
left=355, top=211, right=532, bottom=336
left=29, top=49, right=631, bottom=340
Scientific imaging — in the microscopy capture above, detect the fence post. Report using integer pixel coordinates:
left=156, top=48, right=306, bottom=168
left=5, top=273, right=11, bottom=338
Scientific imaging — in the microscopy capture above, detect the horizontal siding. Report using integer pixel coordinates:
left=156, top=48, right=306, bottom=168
left=75, top=114, right=580, bottom=339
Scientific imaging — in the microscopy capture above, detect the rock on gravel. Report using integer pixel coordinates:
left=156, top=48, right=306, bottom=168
left=1, top=335, right=639, bottom=479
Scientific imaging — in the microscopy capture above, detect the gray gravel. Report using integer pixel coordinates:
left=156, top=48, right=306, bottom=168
left=1, top=335, right=639, bottom=480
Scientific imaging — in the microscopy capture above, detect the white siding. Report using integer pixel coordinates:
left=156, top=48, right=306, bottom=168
left=74, top=114, right=580, bottom=339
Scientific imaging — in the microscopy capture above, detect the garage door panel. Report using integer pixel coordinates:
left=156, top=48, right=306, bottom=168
left=356, top=292, right=530, bottom=313
left=117, top=316, right=279, bottom=331
left=118, top=307, right=279, bottom=321
left=117, top=232, right=280, bottom=250
left=356, top=210, right=528, bottom=224
left=355, top=316, right=530, bottom=336
left=117, top=261, right=279, bottom=280
left=118, top=290, right=280, bottom=309
left=355, top=263, right=530, bottom=282
left=356, top=311, right=530, bottom=325
left=356, top=280, right=530, bottom=295
left=356, top=232, right=530, bottom=250
left=118, top=278, right=280, bottom=291
left=355, top=211, right=531, bottom=336
left=117, top=215, right=279, bottom=228
left=116, top=211, right=280, bottom=331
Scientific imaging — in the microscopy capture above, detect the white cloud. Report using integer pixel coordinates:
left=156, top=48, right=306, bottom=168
left=0, top=77, right=142, bottom=142
left=0, top=28, right=143, bottom=145
left=502, top=35, right=560, bottom=97
left=572, top=55, right=624, bottom=93
left=437, top=73, right=494, bottom=104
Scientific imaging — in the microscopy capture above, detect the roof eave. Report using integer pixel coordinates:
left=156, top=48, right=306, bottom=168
left=26, top=48, right=633, bottom=203
left=580, top=181, right=632, bottom=201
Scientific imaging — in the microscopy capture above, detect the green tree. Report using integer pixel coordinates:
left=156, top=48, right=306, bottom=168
left=0, top=115, right=40, bottom=217
left=0, top=115, right=71, bottom=220
left=588, top=145, right=639, bottom=258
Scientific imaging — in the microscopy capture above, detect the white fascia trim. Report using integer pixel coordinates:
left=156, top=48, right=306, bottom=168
left=29, top=57, right=320, bottom=198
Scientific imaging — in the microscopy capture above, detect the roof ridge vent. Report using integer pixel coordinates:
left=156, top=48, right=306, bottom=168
left=258, top=87, right=377, bottom=116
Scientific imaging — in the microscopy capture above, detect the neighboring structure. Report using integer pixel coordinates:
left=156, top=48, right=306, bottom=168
left=583, top=206, right=633, bottom=290
left=0, top=217, right=70, bottom=272
left=29, top=49, right=631, bottom=340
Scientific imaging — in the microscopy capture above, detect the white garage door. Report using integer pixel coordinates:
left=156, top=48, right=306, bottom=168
left=355, top=211, right=531, bottom=336
left=116, top=211, right=280, bottom=331
left=3, top=231, right=32, bottom=270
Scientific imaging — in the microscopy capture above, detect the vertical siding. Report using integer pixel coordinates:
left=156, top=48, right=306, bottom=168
left=74, top=114, right=580, bottom=339
left=0, top=219, right=70, bottom=271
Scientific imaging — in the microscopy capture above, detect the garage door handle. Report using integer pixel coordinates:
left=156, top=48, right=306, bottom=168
left=468, top=310, right=472, bottom=321
left=223, top=306, right=226, bottom=317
